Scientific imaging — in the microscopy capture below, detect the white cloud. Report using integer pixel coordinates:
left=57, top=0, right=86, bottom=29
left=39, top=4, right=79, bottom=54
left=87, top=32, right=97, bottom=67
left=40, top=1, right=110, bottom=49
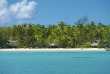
left=15, top=1, right=37, bottom=19
left=10, top=0, right=27, bottom=13
left=0, top=0, right=37, bottom=25
left=0, top=0, right=9, bottom=25
left=0, top=0, right=8, bottom=9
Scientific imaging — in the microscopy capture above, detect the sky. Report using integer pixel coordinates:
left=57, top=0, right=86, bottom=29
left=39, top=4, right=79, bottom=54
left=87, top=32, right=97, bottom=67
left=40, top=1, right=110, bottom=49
left=0, top=0, right=110, bottom=26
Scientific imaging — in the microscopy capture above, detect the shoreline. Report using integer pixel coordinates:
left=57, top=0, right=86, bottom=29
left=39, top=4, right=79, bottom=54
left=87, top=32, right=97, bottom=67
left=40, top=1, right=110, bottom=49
left=0, top=48, right=107, bottom=52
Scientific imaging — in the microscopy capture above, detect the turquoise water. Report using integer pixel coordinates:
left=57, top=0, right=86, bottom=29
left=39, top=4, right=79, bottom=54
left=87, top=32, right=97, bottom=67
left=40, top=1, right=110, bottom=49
left=0, top=51, right=110, bottom=74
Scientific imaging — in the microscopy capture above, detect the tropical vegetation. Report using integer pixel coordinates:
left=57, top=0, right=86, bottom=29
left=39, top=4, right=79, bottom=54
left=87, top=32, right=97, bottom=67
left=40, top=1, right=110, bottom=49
left=0, top=17, right=110, bottom=48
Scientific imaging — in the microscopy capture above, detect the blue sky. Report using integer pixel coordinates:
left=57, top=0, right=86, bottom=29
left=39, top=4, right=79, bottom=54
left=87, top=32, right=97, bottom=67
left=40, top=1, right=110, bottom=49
left=1, top=0, right=110, bottom=26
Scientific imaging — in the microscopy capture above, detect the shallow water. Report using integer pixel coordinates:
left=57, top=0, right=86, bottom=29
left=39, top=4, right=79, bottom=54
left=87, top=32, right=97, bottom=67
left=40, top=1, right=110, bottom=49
left=0, top=51, right=110, bottom=74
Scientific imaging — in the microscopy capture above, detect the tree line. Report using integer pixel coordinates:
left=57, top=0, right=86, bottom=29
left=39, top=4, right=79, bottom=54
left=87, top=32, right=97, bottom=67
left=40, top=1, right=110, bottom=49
left=0, top=17, right=110, bottom=48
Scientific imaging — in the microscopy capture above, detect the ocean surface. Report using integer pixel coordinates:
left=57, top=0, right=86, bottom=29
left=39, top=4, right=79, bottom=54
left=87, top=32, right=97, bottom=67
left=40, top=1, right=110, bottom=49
left=0, top=51, right=110, bottom=74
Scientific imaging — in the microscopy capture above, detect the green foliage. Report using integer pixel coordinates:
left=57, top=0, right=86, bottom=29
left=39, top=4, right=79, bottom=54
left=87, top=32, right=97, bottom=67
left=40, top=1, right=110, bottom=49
left=0, top=27, right=10, bottom=48
left=83, top=42, right=91, bottom=47
left=0, top=19, right=110, bottom=48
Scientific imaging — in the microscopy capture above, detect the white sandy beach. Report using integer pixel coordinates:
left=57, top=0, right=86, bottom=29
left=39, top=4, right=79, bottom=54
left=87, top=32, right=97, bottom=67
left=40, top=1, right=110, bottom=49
left=0, top=48, right=106, bottom=51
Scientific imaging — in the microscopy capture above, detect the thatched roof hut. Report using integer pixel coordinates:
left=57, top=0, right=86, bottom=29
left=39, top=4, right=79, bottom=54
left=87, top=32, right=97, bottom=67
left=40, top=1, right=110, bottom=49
left=49, top=43, right=55, bottom=46
left=49, top=43, right=58, bottom=48
left=8, top=40, right=18, bottom=48
left=91, top=40, right=100, bottom=47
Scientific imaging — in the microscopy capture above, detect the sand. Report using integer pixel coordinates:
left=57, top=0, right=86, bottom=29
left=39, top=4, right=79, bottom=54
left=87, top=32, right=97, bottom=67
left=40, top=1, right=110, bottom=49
left=0, top=48, right=106, bottom=52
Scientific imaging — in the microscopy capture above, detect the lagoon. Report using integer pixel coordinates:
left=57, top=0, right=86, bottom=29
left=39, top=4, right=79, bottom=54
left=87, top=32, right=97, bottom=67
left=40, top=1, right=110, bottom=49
left=0, top=51, right=110, bottom=74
